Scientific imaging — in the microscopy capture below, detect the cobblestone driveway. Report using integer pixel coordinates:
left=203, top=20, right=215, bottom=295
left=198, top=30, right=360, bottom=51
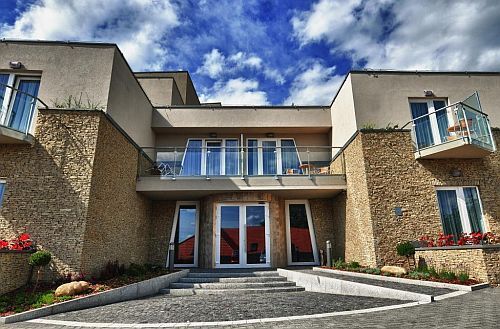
left=2, top=288, right=499, bottom=328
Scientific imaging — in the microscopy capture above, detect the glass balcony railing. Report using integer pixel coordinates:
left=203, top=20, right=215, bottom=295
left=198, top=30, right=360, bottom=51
left=138, top=146, right=344, bottom=178
left=410, top=92, right=496, bottom=157
left=0, top=80, right=44, bottom=135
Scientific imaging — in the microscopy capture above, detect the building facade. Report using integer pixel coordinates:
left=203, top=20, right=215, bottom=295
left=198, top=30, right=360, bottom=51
left=0, top=40, right=498, bottom=277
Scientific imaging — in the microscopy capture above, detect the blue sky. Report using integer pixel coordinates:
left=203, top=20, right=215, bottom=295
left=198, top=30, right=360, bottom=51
left=1, top=0, right=499, bottom=105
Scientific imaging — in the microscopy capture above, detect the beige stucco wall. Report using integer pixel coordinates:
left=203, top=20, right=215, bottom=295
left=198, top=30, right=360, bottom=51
left=137, top=77, right=183, bottom=106
left=0, top=41, right=114, bottom=111
left=330, top=75, right=357, bottom=149
left=106, top=48, right=155, bottom=148
left=350, top=72, right=500, bottom=129
left=152, top=107, right=331, bottom=132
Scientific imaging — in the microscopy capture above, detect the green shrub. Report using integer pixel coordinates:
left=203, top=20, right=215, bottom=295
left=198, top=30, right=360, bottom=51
left=333, top=258, right=347, bottom=269
left=458, top=273, right=469, bottom=283
left=125, top=263, right=147, bottom=277
left=28, top=251, right=52, bottom=267
left=364, top=268, right=381, bottom=275
left=347, top=261, right=360, bottom=269
left=439, top=270, right=457, bottom=281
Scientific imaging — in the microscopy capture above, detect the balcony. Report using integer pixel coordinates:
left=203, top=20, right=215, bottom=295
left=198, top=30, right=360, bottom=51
left=136, top=145, right=346, bottom=200
left=410, top=92, right=496, bottom=159
left=0, top=79, right=42, bottom=144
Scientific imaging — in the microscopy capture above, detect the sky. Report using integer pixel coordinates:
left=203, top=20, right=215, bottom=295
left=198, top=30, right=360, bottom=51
left=1, top=0, right=499, bottom=106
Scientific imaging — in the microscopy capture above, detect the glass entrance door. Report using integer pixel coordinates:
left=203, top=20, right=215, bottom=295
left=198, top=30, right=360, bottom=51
left=216, top=203, right=270, bottom=268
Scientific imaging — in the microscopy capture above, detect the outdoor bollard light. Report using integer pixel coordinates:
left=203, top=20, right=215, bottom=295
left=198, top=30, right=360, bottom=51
left=320, top=249, right=325, bottom=266
left=168, top=242, right=175, bottom=272
left=326, top=240, right=332, bottom=267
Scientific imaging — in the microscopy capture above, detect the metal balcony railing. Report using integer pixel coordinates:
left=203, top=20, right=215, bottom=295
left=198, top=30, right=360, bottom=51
left=138, top=146, right=345, bottom=179
left=408, top=92, right=496, bottom=155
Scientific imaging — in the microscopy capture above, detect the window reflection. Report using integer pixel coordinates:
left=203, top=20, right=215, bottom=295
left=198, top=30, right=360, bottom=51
left=174, top=205, right=197, bottom=264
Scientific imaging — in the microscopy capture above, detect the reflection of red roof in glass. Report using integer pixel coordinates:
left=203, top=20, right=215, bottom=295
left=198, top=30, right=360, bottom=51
left=177, top=236, right=195, bottom=262
left=220, top=227, right=266, bottom=258
left=290, top=228, right=313, bottom=252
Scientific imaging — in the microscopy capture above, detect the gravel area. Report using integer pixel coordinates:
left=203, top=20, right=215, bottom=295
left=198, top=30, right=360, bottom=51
left=299, top=269, right=455, bottom=296
left=45, top=291, right=403, bottom=323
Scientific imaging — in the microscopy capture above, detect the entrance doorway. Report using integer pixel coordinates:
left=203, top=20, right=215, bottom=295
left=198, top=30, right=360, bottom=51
left=215, top=203, right=270, bottom=268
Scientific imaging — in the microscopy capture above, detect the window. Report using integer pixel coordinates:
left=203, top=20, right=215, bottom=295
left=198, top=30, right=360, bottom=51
left=0, top=180, right=5, bottom=208
left=0, top=73, right=41, bottom=133
left=285, top=200, right=319, bottom=265
left=436, top=187, right=486, bottom=238
left=409, top=99, right=448, bottom=149
left=247, top=138, right=301, bottom=175
left=169, top=202, right=199, bottom=267
left=178, top=138, right=239, bottom=176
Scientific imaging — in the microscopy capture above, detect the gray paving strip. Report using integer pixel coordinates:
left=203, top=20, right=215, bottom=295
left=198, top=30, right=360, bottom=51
left=42, top=291, right=402, bottom=323
left=297, top=269, right=455, bottom=296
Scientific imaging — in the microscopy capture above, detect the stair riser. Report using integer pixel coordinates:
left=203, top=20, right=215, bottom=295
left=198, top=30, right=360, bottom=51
left=170, top=282, right=295, bottom=289
left=187, top=272, right=280, bottom=278
left=164, top=287, right=305, bottom=296
left=179, top=277, right=287, bottom=283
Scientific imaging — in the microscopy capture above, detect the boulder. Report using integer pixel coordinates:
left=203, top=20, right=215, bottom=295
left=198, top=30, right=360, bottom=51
left=54, top=281, right=90, bottom=297
left=381, top=265, right=407, bottom=276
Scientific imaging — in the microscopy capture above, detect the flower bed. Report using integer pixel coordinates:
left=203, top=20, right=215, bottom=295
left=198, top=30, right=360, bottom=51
left=0, top=264, right=171, bottom=317
left=322, top=259, right=480, bottom=286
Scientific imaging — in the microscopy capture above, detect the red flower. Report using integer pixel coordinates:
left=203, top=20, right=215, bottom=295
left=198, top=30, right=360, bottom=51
left=0, top=240, right=8, bottom=249
left=18, top=233, right=30, bottom=241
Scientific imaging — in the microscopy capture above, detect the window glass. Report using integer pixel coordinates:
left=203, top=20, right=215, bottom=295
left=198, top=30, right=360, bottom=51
left=436, top=187, right=485, bottom=239
left=9, top=79, right=40, bottom=132
left=433, top=100, right=449, bottom=143
left=181, top=140, right=202, bottom=176
left=247, top=139, right=258, bottom=175
left=174, top=205, right=197, bottom=265
left=220, top=206, right=240, bottom=264
left=0, top=181, right=5, bottom=208
left=281, top=139, right=300, bottom=174
left=410, top=102, right=433, bottom=149
left=206, top=141, right=222, bottom=175
left=225, top=140, right=239, bottom=175
left=262, top=141, right=277, bottom=175
left=0, top=74, right=9, bottom=107
left=288, top=203, right=314, bottom=263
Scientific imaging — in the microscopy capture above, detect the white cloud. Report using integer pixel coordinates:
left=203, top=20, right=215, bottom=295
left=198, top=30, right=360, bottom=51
left=284, top=62, right=343, bottom=105
left=0, top=0, right=179, bottom=70
left=292, top=0, right=500, bottom=71
left=263, top=68, right=285, bottom=85
left=196, top=49, right=226, bottom=79
left=199, top=78, right=269, bottom=105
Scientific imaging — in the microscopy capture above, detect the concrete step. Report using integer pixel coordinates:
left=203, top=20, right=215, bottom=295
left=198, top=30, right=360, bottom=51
left=187, top=271, right=280, bottom=278
left=162, top=286, right=305, bottom=296
left=179, top=276, right=288, bottom=284
left=170, top=281, right=296, bottom=289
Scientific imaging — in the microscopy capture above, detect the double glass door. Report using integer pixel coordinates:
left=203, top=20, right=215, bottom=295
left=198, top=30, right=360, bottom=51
left=215, top=203, right=270, bottom=268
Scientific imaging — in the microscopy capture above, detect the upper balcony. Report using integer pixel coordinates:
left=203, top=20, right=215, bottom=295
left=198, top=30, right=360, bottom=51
left=136, top=144, right=346, bottom=200
left=409, top=92, right=496, bottom=159
left=0, top=75, right=42, bottom=144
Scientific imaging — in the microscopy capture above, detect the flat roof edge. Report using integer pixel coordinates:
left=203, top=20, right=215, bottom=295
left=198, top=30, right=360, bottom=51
left=350, top=69, right=500, bottom=75
left=0, top=39, right=117, bottom=48
left=155, top=105, right=330, bottom=109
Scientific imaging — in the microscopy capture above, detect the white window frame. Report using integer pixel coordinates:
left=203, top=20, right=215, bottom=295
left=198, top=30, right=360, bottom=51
left=215, top=202, right=271, bottom=268
left=409, top=98, right=449, bottom=146
left=0, top=73, right=41, bottom=134
left=178, top=138, right=240, bottom=176
left=435, top=186, right=488, bottom=234
left=0, top=179, right=6, bottom=208
left=246, top=138, right=301, bottom=175
left=285, top=200, right=319, bottom=266
left=167, top=201, right=200, bottom=268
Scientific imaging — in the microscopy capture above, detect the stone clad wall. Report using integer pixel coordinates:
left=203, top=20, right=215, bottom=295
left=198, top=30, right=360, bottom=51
left=80, top=115, right=152, bottom=275
left=309, top=199, right=336, bottom=259
left=148, top=201, right=176, bottom=266
left=0, top=251, right=32, bottom=295
left=0, top=110, right=100, bottom=276
left=415, top=245, right=500, bottom=284
left=330, top=134, right=378, bottom=267
left=361, top=130, right=500, bottom=267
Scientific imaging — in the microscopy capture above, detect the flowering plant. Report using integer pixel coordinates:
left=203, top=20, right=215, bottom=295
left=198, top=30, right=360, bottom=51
left=420, top=232, right=497, bottom=247
left=0, top=233, right=34, bottom=251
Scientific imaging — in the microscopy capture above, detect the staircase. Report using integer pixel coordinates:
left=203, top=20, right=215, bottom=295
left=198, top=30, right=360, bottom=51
left=161, top=270, right=304, bottom=296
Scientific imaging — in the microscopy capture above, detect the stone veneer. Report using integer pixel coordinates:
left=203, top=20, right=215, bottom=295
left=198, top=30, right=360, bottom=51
left=415, top=245, right=500, bottom=284
left=334, top=129, right=500, bottom=268
left=0, top=109, right=151, bottom=278
left=0, top=251, right=32, bottom=295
